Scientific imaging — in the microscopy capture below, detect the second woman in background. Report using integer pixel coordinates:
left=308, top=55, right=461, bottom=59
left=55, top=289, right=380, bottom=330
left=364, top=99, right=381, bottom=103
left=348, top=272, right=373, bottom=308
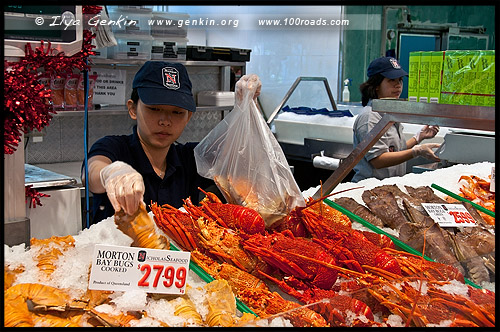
left=352, top=56, right=441, bottom=182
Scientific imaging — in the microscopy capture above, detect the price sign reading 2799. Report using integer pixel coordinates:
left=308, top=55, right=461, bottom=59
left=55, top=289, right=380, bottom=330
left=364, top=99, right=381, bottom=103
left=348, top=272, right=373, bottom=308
left=137, top=264, right=187, bottom=291
left=88, top=244, right=191, bottom=295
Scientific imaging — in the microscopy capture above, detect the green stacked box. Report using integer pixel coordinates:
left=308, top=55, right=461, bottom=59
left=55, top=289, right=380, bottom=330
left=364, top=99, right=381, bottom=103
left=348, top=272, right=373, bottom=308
left=429, top=51, right=444, bottom=103
left=461, top=50, right=480, bottom=106
left=484, top=50, right=495, bottom=107
left=409, top=50, right=494, bottom=106
left=418, top=52, right=432, bottom=103
left=407, top=52, right=421, bottom=102
left=470, top=50, right=495, bottom=106
left=440, top=50, right=494, bottom=106
left=441, top=50, right=464, bottom=105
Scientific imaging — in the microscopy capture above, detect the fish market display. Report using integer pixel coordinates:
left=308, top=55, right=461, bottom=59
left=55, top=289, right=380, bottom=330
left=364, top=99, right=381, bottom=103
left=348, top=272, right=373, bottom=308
left=4, top=162, right=495, bottom=327
left=337, top=183, right=495, bottom=286
left=150, top=188, right=495, bottom=327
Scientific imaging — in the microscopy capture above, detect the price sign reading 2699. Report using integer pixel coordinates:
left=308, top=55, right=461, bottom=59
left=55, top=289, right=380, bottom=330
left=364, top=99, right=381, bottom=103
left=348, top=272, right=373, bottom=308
left=421, top=203, right=478, bottom=228
left=138, top=264, right=187, bottom=291
left=88, top=244, right=191, bottom=295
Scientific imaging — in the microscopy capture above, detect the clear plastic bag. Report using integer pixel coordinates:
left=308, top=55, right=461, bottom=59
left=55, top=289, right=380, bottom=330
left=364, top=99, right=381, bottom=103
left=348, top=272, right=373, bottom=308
left=194, top=74, right=305, bottom=227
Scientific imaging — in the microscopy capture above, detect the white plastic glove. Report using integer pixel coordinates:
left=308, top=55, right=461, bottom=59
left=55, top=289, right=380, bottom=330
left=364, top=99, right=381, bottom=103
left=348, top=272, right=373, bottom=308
left=414, top=125, right=440, bottom=143
left=412, top=143, right=441, bottom=161
left=235, top=74, right=262, bottom=106
left=100, top=161, right=145, bottom=216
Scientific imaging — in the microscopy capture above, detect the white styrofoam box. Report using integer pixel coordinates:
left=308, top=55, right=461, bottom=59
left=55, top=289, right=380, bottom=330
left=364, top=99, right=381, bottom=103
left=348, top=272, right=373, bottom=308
left=197, top=91, right=235, bottom=106
left=107, top=7, right=153, bottom=35
left=108, top=33, right=152, bottom=60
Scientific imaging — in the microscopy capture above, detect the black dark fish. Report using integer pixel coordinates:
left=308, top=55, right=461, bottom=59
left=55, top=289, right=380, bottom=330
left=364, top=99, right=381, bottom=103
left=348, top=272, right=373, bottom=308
left=334, top=197, right=385, bottom=228
left=404, top=185, right=448, bottom=204
left=361, top=189, right=409, bottom=231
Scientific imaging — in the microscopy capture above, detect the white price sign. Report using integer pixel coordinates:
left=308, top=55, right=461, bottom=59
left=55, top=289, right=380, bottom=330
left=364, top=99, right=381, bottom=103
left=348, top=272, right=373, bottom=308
left=93, top=68, right=127, bottom=105
left=421, top=203, right=477, bottom=227
left=88, top=244, right=190, bottom=294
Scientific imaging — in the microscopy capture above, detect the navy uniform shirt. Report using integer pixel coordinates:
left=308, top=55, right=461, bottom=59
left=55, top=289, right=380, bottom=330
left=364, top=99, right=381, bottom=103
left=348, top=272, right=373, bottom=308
left=85, top=125, right=214, bottom=223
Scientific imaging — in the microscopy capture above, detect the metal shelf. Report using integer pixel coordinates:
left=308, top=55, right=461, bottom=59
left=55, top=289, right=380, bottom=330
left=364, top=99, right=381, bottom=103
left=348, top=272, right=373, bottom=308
left=52, top=105, right=233, bottom=117
left=91, top=58, right=246, bottom=67
left=312, top=100, right=495, bottom=199
left=371, top=99, right=495, bottom=132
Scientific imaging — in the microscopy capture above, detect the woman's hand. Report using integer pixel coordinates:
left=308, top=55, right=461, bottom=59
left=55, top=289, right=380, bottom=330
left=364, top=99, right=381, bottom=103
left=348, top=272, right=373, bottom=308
left=100, top=161, right=145, bottom=216
left=235, top=74, right=261, bottom=105
left=414, top=125, right=440, bottom=143
left=412, top=143, right=441, bottom=161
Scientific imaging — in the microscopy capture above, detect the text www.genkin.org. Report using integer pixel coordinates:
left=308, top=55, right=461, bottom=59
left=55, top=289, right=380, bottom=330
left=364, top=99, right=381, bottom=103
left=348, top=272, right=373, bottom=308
left=148, top=17, right=239, bottom=28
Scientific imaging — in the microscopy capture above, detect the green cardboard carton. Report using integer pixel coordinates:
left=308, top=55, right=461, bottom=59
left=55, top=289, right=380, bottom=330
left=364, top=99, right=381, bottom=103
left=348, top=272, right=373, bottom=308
left=429, top=51, right=444, bottom=103
left=408, top=51, right=421, bottom=102
left=418, top=52, right=432, bottom=103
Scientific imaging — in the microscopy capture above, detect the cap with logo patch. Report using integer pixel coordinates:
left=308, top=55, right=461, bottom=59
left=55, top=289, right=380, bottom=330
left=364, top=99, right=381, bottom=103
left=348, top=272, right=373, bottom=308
left=132, top=61, right=196, bottom=112
left=367, top=57, right=408, bottom=79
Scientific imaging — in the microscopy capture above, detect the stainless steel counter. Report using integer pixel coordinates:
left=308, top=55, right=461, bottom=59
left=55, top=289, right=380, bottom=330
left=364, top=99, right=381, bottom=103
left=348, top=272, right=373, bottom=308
left=31, top=162, right=84, bottom=186
left=25, top=164, right=77, bottom=188
left=25, top=163, right=83, bottom=240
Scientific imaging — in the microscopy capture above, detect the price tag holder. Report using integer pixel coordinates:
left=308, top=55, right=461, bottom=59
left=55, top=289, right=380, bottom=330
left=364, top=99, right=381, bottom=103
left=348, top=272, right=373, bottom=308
left=88, top=244, right=190, bottom=295
left=421, top=203, right=477, bottom=227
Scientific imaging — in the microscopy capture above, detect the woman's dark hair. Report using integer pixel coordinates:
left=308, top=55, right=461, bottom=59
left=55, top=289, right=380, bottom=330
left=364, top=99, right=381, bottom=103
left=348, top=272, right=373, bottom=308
left=130, top=88, right=139, bottom=104
left=359, top=74, right=385, bottom=106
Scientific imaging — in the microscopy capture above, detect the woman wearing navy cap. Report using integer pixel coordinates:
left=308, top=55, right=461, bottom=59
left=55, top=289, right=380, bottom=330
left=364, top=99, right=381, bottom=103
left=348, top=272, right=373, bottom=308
left=351, top=57, right=441, bottom=182
left=83, top=61, right=260, bottom=223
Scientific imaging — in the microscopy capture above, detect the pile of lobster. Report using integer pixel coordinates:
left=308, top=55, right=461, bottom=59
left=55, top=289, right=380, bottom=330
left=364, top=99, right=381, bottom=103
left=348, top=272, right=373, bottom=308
left=151, top=188, right=495, bottom=327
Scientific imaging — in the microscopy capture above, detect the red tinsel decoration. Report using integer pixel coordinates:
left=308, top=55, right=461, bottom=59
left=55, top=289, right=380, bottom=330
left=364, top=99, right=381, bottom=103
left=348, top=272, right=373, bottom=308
left=25, top=185, right=51, bottom=208
left=83, top=5, right=103, bottom=15
left=4, top=5, right=101, bottom=155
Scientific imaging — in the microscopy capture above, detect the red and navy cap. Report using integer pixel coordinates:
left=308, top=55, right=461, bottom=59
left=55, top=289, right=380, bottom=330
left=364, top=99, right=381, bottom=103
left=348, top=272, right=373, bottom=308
left=132, top=61, right=196, bottom=112
left=367, top=57, right=408, bottom=79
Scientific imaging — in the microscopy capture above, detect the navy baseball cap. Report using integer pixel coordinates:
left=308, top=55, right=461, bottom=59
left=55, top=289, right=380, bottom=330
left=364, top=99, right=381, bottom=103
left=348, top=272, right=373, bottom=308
left=132, top=61, right=196, bottom=112
left=367, top=57, right=408, bottom=79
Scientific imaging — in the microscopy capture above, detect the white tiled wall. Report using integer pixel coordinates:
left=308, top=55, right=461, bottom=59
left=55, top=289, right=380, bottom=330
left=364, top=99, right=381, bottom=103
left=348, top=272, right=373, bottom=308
left=169, top=5, right=342, bottom=119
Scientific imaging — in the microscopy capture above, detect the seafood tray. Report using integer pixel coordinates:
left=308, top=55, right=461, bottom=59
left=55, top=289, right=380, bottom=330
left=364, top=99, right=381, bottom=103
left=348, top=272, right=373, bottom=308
left=148, top=188, right=494, bottom=327
left=5, top=162, right=495, bottom=327
left=318, top=162, right=496, bottom=290
left=3, top=208, right=262, bottom=327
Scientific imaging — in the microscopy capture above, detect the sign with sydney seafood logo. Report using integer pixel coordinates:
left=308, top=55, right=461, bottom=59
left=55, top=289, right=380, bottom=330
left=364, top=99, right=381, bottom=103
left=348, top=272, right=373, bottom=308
left=89, top=244, right=190, bottom=294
